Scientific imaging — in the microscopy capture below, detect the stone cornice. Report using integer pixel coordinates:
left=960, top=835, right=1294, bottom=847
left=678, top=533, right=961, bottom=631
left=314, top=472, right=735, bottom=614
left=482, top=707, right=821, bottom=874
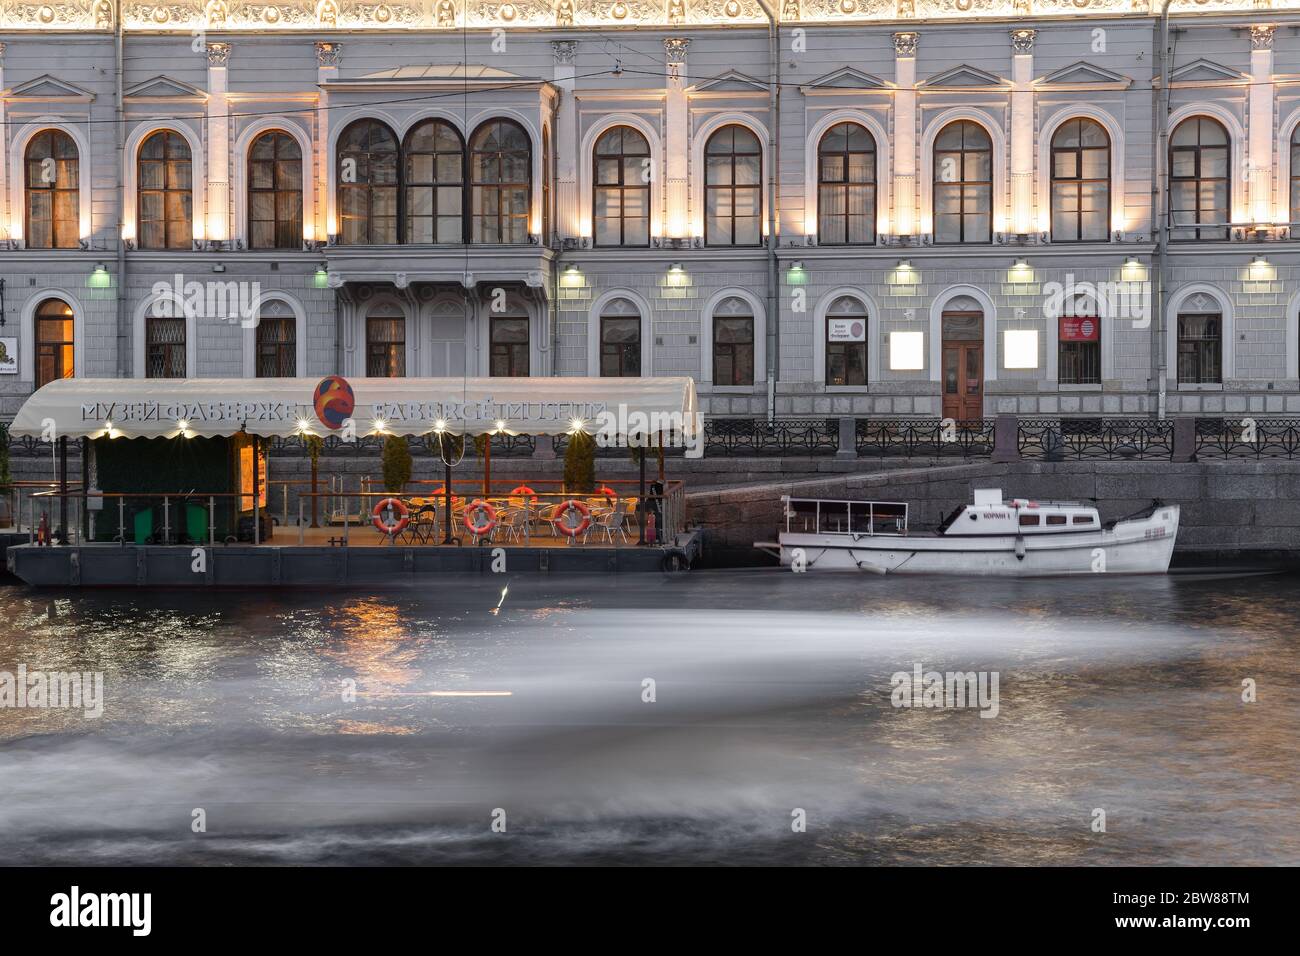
left=0, top=0, right=1293, bottom=31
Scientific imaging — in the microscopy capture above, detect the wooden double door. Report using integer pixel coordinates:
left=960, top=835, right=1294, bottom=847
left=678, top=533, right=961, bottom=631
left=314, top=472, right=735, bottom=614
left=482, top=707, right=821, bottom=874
left=941, top=310, right=984, bottom=422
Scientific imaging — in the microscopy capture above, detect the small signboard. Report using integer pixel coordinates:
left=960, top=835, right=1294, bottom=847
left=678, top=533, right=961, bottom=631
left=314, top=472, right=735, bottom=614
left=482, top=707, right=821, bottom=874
left=0, top=337, right=16, bottom=374
left=828, top=318, right=866, bottom=343
left=1059, top=317, right=1099, bottom=342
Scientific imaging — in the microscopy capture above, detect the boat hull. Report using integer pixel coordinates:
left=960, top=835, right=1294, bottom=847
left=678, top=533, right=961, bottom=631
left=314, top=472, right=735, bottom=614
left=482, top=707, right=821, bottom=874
left=775, top=505, right=1179, bottom=576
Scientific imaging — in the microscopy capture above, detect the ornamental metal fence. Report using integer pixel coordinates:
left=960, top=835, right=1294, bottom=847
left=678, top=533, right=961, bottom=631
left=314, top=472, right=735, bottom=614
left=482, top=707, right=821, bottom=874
left=702, top=417, right=840, bottom=457
left=855, top=418, right=995, bottom=458
left=1194, top=418, right=1300, bottom=458
left=1017, top=418, right=1175, bottom=460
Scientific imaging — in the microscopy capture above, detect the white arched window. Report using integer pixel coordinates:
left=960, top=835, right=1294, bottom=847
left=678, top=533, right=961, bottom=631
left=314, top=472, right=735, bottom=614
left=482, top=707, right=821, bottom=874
left=823, top=296, right=869, bottom=386
left=598, top=297, right=642, bottom=377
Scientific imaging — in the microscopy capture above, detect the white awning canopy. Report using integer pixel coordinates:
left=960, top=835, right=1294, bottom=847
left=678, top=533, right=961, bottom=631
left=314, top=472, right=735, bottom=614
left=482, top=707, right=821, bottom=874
left=8, top=376, right=699, bottom=442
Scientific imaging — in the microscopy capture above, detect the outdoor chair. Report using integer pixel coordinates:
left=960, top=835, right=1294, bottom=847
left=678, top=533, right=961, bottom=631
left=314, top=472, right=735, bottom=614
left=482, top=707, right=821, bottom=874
left=406, top=504, right=439, bottom=544
left=586, top=508, right=628, bottom=545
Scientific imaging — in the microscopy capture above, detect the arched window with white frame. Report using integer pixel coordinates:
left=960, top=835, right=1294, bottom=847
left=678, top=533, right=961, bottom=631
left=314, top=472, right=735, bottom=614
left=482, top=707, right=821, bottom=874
left=404, top=118, right=464, bottom=244
left=712, top=296, right=755, bottom=385
left=1050, top=118, right=1110, bottom=243
left=138, top=130, right=193, bottom=250
left=593, top=125, right=651, bottom=247
left=25, top=130, right=79, bottom=250
left=817, top=122, right=876, bottom=246
left=824, top=296, right=869, bottom=386
left=470, top=119, right=531, bottom=244
left=932, top=121, right=991, bottom=244
left=1170, top=117, right=1229, bottom=242
left=337, top=119, right=399, bottom=245
left=599, top=297, right=642, bottom=377
left=34, top=297, right=75, bottom=387
left=704, top=125, right=762, bottom=247
left=248, top=130, right=303, bottom=250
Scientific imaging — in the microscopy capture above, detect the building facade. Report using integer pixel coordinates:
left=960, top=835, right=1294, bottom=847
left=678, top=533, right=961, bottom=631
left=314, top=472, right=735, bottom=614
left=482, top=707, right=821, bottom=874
left=1, top=1, right=1298, bottom=422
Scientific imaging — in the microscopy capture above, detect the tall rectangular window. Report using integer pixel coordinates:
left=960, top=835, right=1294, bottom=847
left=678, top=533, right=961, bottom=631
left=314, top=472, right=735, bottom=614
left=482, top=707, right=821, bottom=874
left=1177, top=313, right=1222, bottom=384
left=713, top=314, right=754, bottom=386
left=366, top=316, right=406, bottom=377
left=490, top=317, right=529, bottom=377
left=146, top=315, right=185, bottom=378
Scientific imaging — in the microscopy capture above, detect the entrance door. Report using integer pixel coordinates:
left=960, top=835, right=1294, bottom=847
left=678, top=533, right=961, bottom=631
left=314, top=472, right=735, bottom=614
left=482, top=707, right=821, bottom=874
left=941, top=310, right=984, bottom=421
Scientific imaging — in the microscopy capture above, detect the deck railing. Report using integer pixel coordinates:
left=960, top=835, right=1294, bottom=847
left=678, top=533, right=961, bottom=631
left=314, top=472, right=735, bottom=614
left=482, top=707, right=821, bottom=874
left=14, top=417, right=1300, bottom=463
left=19, top=479, right=683, bottom=550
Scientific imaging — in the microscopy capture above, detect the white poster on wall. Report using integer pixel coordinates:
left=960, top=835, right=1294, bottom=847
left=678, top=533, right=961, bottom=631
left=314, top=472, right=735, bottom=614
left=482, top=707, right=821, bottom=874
left=827, top=318, right=866, bottom=343
left=0, top=337, right=17, bottom=375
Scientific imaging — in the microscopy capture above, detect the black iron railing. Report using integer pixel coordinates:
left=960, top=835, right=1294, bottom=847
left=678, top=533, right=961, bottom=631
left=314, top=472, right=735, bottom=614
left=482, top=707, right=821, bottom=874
left=703, top=417, right=839, bottom=456
left=1017, top=418, right=1174, bottom=460
left=1194, top=418, right=1300, bottom=458
left=855, top=418, right=994, bottom=458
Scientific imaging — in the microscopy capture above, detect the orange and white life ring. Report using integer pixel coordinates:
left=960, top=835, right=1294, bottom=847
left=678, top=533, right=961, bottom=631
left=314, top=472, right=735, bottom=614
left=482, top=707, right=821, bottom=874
left=553, top=499, right=592, bottom=537
left=509, top=484, right=538, bottom=502
left=372, top=497, right=410, bottom=536
left=463, top=499, right=498, bottom=537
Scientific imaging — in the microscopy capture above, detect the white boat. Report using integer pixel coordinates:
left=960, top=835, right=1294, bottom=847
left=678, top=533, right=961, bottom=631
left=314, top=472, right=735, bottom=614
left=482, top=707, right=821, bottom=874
left=755, top=488, right=1179, bottom=576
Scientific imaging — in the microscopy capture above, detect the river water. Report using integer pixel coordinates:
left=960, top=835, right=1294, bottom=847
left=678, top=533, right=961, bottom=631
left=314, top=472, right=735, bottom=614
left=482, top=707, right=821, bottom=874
left=1, top=569, right=1297, bottom=866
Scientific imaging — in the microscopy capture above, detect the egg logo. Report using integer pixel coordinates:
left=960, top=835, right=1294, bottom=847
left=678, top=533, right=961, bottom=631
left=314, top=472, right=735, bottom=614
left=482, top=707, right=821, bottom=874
left=313, top=375, right=355, bottom=431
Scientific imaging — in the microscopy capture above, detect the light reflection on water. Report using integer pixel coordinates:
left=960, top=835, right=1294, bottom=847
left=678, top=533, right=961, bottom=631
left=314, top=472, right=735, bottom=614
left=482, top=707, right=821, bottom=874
left=0, top=569, right=1297, bottom=866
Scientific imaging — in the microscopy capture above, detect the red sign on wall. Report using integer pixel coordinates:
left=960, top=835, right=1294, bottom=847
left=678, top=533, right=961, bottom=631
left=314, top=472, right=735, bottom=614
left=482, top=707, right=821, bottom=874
left=1060, top=316, right=1099, bottom=342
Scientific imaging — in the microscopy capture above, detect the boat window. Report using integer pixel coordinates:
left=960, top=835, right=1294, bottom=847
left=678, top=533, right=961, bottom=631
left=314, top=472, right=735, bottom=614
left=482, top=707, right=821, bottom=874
left=1072, top=515, right=1094, bottom=525
left=850, top=504, right=874, bottom=534
left=1019, top=514, right=1040, bottom=526
left=818, top=502, right=850, bottom=534
left=1046, top=514, right=1067, bottom=525
left=789, top=500, right=818, bottom=533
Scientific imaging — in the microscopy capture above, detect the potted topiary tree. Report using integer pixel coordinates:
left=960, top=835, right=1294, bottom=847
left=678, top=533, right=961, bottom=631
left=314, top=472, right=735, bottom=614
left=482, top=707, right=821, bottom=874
left=381, top=433, right=412, bottom=493
left=563, top=430, right=595, bottom=494
left=305, top=434, right=323, bottom=528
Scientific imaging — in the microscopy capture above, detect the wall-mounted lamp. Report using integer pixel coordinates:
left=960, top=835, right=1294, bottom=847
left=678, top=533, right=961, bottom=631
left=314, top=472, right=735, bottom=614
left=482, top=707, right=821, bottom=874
left=212, top=262, right=226, bottom=274
left=88, top=263, right=111, bottom=290
left=313, top=263, right=329, bottom=289
left=1121, top=256, right=1147, bottom=282
left=1248, top=255, right=1275, bottom=280
left=668, top=262, right=684, bottom=273
left=560, top=262, right=584, bottom=288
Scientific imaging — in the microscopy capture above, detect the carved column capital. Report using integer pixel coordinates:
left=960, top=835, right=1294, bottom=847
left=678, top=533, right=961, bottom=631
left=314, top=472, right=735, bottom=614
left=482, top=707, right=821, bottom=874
left=551, top=40, right=577, bottom=65
left=206, top=42, right=231, bottom=67
left=1010, top=29, right=1036, bottom=54
left=892, top=32, right=918, bottom=57
left=1251, top=24, right=1275, bottom=50
left=315, top=41, right=342, bottom=67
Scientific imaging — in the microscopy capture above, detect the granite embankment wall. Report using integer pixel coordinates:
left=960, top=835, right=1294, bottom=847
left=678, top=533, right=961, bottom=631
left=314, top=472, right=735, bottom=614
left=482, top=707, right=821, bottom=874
left=687, top=459, right=1300, bottom=566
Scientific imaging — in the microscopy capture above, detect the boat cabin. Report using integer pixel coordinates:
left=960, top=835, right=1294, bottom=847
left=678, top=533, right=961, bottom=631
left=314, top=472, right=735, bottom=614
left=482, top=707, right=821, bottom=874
left=940, top=488, right=1100, bottom=536
left=782, top=497, right=909, bottom=536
